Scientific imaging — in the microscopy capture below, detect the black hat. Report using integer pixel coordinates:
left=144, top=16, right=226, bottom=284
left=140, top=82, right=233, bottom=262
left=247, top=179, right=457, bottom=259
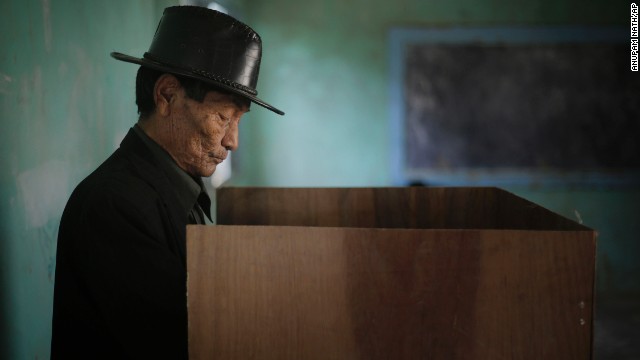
left=111, top=6, right=284, bottom=115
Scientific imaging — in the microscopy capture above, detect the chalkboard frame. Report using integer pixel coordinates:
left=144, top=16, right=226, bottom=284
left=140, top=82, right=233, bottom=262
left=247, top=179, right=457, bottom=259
left=389, top=26, right=638, bottom=188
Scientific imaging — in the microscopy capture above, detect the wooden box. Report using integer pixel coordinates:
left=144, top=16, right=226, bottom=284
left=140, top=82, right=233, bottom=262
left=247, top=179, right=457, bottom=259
left=187, top=187, right=595, bottom=359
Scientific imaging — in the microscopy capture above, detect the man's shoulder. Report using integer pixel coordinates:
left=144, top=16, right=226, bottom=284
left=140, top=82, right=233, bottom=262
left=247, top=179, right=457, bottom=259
left=66, top=149, right=162, bottom=213
left=61, top=128, right=183, bottom=227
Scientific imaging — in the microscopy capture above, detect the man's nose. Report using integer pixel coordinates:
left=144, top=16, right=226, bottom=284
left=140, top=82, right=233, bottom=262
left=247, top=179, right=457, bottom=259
left=222, top=120, right=239, bottom=151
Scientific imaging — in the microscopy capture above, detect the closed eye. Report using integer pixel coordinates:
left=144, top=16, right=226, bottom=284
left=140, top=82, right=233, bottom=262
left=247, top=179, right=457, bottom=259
left=218, top=113, right=230, bottom=122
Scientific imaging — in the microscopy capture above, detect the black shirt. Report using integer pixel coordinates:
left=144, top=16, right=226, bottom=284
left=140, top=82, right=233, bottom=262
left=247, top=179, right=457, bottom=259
left=133, top=125, right=211, bottom=224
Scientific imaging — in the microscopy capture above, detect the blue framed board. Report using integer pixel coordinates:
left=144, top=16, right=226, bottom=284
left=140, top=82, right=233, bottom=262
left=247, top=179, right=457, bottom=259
left=389, top=27, right=639, bottom=187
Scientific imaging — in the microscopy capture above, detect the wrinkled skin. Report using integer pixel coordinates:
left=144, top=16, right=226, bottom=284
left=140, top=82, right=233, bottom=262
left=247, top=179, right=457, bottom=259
left=140, top=74, right=250, bottom=177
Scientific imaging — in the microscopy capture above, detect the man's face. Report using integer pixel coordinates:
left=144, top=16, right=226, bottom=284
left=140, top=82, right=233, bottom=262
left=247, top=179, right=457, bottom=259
left=166, top=87, right=249, bottom=177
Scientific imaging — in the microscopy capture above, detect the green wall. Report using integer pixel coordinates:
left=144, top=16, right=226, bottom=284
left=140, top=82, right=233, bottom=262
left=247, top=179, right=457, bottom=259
left=232, top=0, right=624, bottom=186
left=231, top=0, right=637, bottom=301
left=1, top=0, right=636, bottom=358
left=0, top=1, right=175, bottom=358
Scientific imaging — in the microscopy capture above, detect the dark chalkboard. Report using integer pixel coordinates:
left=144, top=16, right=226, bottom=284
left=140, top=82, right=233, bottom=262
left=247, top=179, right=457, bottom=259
left=404, top=43, right=640, bottom=170
left=390, top=28, right=640, bottom=186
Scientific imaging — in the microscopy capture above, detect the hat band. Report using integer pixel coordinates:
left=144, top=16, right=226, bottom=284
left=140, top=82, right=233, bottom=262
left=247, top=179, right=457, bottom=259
left=143, top=53, right=259, bottom=96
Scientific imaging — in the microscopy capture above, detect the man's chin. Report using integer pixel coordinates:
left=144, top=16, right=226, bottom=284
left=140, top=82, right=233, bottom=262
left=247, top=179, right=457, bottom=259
left=187, top=163, right=217, bottom=178
left=202, top=165, right=217, bottom=178
left=200, top=165, right=216, bottom=177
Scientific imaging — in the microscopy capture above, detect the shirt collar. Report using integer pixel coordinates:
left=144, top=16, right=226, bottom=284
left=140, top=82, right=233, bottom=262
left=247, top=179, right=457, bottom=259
left=132, top=125, right=210, bottom=221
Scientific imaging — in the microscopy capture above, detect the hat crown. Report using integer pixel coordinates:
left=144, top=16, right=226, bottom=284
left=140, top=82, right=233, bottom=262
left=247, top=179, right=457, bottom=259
left=111, top=6, right=284, bottom=115
left=146, top=6, right=262, bottom=94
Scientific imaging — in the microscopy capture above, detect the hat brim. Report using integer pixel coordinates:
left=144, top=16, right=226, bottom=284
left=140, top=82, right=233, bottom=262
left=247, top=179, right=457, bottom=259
left=111, top=52, right=284, bottom=116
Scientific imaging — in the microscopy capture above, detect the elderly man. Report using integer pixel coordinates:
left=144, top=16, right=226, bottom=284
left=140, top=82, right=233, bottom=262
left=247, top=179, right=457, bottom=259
left=51, top=6, right=283, bottom=359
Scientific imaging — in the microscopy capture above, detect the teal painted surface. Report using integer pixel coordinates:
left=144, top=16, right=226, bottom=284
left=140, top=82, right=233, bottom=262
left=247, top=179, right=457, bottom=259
left=232, top=0, right=637, bottom=302
left=0, top=0, right=636, bottom=358
left=506, top=187, right=640, bottom=299
left=232, top=0, right=624, bottom=186
left=0, top=1, right=175, bottom=358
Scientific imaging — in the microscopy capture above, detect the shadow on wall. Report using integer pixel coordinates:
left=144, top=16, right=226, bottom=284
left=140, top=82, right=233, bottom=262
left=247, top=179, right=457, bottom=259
left=1, top=185, right=12, bottom=358
left=594, top=299, right=640, bottom=359
left=0, top=238, right=7, bottom=360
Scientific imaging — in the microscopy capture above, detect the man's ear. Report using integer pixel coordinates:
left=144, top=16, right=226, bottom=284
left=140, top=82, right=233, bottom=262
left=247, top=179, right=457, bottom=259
left=154, top=74, right=181, bottom=117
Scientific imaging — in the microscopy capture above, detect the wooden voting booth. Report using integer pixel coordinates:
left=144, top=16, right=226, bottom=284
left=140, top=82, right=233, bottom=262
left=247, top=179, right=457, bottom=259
left=187, top=187, right=596, bottom=359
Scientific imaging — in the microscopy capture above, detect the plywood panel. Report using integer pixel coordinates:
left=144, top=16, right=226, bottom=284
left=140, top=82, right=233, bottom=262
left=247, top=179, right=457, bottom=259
left=187, top=225, right=595, bottom=360
left=217, top=187, right=588, bottom=230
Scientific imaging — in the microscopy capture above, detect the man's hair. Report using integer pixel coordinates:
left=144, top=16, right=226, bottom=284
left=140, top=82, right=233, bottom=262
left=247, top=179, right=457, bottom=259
left=135, top=66, right=231, bottom=119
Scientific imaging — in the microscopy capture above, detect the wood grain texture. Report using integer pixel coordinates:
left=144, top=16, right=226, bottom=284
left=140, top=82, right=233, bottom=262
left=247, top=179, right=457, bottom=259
left=187, top=225, right=595, bottom=360
left=216, top=187, right=588, bottom=230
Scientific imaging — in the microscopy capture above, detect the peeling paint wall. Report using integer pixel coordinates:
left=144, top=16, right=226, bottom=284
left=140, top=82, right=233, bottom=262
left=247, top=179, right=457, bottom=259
left=233, top=0, right=638, bottom=304
left=0, top=1, right=175, bottom=358
left=233, top=0, right=626, bottom=186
